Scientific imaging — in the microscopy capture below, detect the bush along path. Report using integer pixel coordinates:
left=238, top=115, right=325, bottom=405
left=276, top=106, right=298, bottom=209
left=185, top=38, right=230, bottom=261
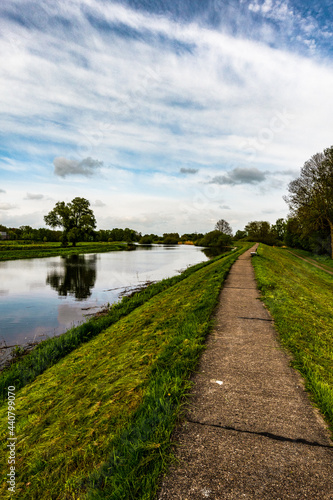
left=158, top=244, right=333, bottom=500
left=0, top=244, right=251, bottom=499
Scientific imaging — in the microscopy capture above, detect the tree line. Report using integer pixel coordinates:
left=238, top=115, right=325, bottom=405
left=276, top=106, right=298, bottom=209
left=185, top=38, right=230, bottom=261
left=232, top=144, right=333, bottom=257
left=284, top=145, right=333, bottom=258
left=0, top=223, right=140, bottom=245
left=1, top=144, right=332, bottom=256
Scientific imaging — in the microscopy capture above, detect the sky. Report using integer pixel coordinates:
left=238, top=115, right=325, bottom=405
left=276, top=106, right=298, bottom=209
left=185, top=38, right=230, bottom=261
left=0, top=0, right=333, bottom=235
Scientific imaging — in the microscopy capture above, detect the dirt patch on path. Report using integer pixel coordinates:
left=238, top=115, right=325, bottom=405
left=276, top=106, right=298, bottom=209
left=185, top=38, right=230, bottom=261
left=158, top=244, right=333, bottom=500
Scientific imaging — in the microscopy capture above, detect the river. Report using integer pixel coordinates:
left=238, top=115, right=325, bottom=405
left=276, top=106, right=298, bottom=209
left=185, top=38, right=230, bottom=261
left=0, top=244, right=210, bottom=346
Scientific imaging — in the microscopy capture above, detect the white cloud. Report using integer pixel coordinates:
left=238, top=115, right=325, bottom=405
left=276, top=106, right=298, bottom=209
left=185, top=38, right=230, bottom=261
left=0, top=203, right=16, bottom=210
left=0, top=0, right=332, bottom=232
left=1, top=2, right=332, bottom=174
left=249, top=0, right=293, bottom=20
left=93, top=199, right=106, bottom=207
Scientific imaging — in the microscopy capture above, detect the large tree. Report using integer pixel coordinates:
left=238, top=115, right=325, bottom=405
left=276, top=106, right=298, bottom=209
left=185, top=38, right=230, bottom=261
left=284, top=146, right=333, bottom=258
left=44, top=197, right=96, bottom=246
left=215, top=219, right=233, bottom=236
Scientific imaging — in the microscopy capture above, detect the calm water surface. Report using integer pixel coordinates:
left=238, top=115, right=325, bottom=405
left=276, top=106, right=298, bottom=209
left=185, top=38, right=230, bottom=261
left=0, top=245, right=209, bottom=346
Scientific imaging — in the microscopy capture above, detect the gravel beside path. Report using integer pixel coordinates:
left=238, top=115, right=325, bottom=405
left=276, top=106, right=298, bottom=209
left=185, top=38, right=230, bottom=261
left=158, top=244, right=333, bottom=500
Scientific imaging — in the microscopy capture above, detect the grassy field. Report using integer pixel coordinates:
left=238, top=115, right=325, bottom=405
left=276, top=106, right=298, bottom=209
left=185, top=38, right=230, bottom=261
left=253, top=244, right=333, bottom=434
left=0, top=241, right=128, bottom=261
left=0, top=243, right=251, bottom=499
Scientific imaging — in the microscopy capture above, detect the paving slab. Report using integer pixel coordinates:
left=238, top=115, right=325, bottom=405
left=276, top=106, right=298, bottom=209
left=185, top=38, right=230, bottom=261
left=158, top=244, right=333, bottom=500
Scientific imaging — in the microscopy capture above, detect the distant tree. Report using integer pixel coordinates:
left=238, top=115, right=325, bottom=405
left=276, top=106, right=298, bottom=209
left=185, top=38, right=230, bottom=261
left=96, top=229, right=111, bottom=242
left=244, top=220, right=277, bottom=245
left=271, top=218, right=287, bottom=242
left=245, top=221, right=270, bottom=240
left=44, top=197, right=96, bottom=247
left=140, top=235, right=153, bottom=244
left=163, top=233, right=180, bottom=244
left=234, top=229, right=247, bottom=240
left=123, top=228, right=141, bottom=242
left=138, top=233, right=161, bottom=243
left=197, top=230, right=232, bottom=248
left=105, top=228, right=140, bottom=242
left=8, top=230, right=17, bottom=240
left=284, top=146, right=333, bottom=258
left=215, top=219, right=233, bottom=236
left=20, top=225, right=34, bottom=240
left=180, top=232, right=204, bottom=243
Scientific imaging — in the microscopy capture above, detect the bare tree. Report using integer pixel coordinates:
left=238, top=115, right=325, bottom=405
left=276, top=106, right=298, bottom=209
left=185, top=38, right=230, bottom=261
left=215, top=219, right=233, bottom=236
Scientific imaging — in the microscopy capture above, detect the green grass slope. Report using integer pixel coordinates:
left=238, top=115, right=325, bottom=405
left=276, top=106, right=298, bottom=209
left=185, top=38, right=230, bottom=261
left=0, top=244, right=251, bottom=499
left=285, top=247, right=333, bottom=272
left=0, top=248, right=241, bottom=403
left=253, top=244, right=333, bottom=434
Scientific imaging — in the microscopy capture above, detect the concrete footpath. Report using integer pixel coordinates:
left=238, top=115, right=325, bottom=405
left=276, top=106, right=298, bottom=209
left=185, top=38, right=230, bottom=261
left=158, top=244, right=333, bottom=499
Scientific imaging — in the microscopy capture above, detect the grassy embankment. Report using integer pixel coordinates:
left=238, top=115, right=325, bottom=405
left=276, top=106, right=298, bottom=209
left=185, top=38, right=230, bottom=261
left=0, top=243, right=251, bottom=499
left=284, top=247, right=333, bottom=272
left=253, top=244, right=333, bottom=433
left=0, top=241, right=128, bottom=261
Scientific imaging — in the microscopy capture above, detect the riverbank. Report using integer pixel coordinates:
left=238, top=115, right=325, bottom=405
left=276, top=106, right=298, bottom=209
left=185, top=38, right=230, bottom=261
left=0, top=244, right=251, bottom=499
left=0, top=279, right=156, bottom=373
left=0, top=241, right=129, bottom=261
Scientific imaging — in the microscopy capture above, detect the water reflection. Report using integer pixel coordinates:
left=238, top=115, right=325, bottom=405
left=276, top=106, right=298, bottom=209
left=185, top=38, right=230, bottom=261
left=46, top=254, right=97, bottom=300
left=201, top=246, right=232, bottom=258
left=138, top=244, right=153, bottom=249
left=1, top=245, right=210, bottom=345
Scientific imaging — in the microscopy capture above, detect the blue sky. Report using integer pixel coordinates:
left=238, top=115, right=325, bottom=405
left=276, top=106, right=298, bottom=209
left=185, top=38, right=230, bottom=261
left=0, top=0, right=332, bottom=234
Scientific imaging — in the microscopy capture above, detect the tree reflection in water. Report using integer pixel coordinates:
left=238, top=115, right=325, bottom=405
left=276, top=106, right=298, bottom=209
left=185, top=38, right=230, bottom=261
left=201, top=246, right=232, bottom=258
left=46, top=254, right=97, bottom=300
